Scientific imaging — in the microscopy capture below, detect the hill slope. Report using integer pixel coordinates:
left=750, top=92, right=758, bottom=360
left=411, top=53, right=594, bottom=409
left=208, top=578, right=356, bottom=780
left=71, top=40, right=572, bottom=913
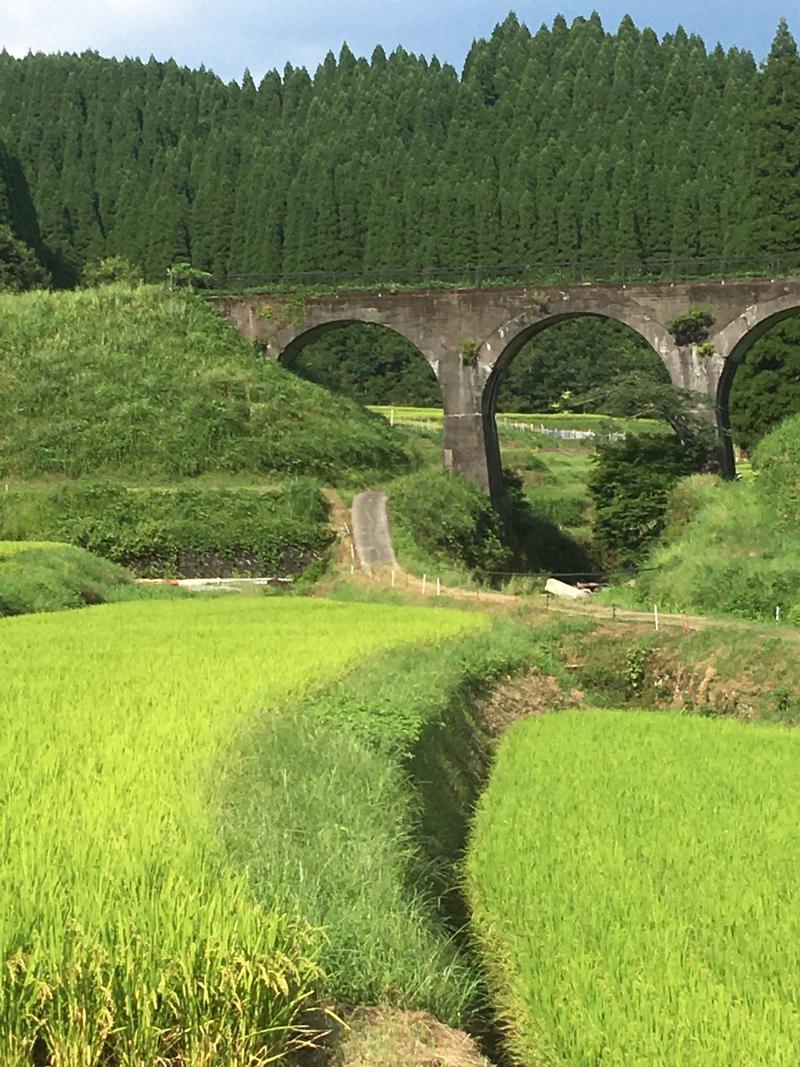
left=0, top=285, right=410, bottom=481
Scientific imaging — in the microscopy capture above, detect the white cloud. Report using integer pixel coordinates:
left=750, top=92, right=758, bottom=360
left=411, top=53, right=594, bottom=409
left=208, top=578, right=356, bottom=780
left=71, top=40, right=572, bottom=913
left=0, top=0, right=189, bottom=58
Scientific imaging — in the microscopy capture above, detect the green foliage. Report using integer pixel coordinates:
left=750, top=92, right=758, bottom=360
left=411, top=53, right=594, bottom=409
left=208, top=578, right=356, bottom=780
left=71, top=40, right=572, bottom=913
left=752, top=19, right=800, bottom=252
left=0, top=479, right=333, bottom=578
left=498, top=319, right=670, bottom=413
left=167, top=261, right=213, bottom=288
left=729, top=316, right=800, bottom=451
left=752, top=411, right=800, bottom=526
left=388, top=470, right=510, bottom=581
left=294, top=326, right=441, bottom=406
left=458, top=338, right=480, bottom=366
left=0, top=18, right=783, bottom=282
left=617, top=470, right=800, bottom=621
left=82, top=255, right=143, bottom=287
left=589, top=433, right=711, bottom=561
left=468, top=709, right=800, bottom=1065
left=667, top=307, right=715, bottom=345
left=0, top=222, right=49, bottom=291
left=0, top=286, right=411, bottom=481
left=0, top=542, right=177, bottom=616
left=0, top=597, right=477, bottom=1062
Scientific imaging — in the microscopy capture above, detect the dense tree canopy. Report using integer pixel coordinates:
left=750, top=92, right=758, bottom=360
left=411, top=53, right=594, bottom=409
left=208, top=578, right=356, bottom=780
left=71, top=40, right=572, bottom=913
left=0, top=17, right=787, bottom=284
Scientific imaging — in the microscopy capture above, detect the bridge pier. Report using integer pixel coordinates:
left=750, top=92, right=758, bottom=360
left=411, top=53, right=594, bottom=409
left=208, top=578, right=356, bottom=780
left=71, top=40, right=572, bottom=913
left=215, top=276, right=800, bottom=508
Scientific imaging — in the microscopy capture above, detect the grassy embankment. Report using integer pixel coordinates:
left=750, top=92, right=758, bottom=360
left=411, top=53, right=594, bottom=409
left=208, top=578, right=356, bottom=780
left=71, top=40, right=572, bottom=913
left=468, top=709, right=800, bottom=1066
left=0, top=285, right=414, bottom=576
left=0, top=541, right=184, bottom=615
left=598, top=413, right=800, bottom=623
left=0, top=596, right=490, bottom=1064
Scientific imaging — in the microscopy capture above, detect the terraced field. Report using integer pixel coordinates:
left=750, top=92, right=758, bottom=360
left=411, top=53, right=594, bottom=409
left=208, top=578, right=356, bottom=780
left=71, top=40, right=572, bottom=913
left=468, top=709, right=800, bottom=1066
left=0, top=597, right=483, bottom=1065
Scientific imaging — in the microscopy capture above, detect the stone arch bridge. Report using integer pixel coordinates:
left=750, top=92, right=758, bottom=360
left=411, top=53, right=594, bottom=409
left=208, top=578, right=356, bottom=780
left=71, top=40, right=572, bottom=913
left=215, top=276, right=800, bottom=509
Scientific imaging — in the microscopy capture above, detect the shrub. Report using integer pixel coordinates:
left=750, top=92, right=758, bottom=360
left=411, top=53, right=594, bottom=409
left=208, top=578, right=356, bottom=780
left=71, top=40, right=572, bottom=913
left=388, top=470, right=510, bottom=581
left=753, top=411, right=800, bottom=527
left=667, top=307, right=715, bottom=346
left=82, top=255, right=143, bottom=287
left=589, top=434, right=710, bottom=562
left=0, top=543, right=161, bottom=616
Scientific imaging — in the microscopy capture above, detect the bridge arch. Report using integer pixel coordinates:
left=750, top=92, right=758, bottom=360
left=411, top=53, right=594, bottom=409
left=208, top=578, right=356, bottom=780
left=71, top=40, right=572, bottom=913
left=716, top=295, right=800, bottom=474
left=478, top=308, right=674, bottom=509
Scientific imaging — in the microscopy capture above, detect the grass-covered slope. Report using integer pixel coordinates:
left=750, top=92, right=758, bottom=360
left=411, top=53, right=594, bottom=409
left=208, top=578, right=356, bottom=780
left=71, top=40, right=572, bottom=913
left=0, top=285, right=410, bottom=481
left=0, top=541, right=181, bottom=615
left=0, top=479, right=334, bottom=577
left=468, top=709, right=800, bottom=1066
left=601, top=413, right=800, bottom=621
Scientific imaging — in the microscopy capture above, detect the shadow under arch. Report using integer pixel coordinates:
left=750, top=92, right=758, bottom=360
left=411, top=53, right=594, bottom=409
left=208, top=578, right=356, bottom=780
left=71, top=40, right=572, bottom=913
left=277, top=319, right=443, bottom=408
left=481, top=311, right=667, bottom=511
left=716, top=305, right=800, bottom=477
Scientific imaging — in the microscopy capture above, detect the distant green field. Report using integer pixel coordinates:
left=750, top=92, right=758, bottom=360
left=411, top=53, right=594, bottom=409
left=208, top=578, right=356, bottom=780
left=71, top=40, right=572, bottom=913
left=468, top=709, right=800, bottom=1066
left=369, top=405, right=665, bottom=435
left=1, top=597, right=481, bottom=1064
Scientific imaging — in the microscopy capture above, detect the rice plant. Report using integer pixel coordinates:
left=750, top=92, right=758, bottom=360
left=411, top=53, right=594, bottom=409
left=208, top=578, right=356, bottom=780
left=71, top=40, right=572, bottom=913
left=468, top=709, right=800, bottom=1066
left=0, top=597, right=480, bottom=1064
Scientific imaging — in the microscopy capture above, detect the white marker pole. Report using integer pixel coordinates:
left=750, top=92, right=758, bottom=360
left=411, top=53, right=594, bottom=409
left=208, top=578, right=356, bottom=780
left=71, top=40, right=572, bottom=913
left=422, top=574, right=427, bottom=595
left=654, top=604, right=659, bottom=632
left=436, top=577, right=441, bottom=597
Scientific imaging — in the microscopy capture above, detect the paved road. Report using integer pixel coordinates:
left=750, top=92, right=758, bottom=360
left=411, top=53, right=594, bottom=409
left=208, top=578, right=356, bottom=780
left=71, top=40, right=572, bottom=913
left=351, top=491, right=397, bottom=570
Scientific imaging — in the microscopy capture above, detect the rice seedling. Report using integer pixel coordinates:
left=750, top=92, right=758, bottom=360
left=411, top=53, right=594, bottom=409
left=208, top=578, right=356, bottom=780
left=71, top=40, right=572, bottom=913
left=0, top=597, right=481, bottom=1064
left=468, top=709, right=800, bottom=1066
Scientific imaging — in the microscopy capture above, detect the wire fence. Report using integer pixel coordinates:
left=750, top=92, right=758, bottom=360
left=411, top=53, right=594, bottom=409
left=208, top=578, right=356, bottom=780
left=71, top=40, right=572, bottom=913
left=211, top=251, right=800, bottom=294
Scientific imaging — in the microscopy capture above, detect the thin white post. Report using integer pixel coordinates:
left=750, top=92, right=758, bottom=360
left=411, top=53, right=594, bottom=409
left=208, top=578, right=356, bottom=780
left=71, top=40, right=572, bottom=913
left=776, top=605, right=781, bottom=623
left=654, top=604, right=659, bottom=632
left=390, top=408, right=395, bottom=427
left=436, top=577, right=441, bottom=596
left=422, top=574, right=427, bottom=595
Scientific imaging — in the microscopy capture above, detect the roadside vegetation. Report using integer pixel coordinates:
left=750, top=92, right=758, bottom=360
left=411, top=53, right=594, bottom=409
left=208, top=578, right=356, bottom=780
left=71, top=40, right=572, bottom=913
left=0, top=479, right=333, bottom=578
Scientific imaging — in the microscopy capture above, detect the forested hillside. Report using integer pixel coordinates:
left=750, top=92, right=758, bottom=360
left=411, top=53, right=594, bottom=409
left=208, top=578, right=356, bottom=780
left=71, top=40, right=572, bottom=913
left=0, top=15, right=795, bottom=284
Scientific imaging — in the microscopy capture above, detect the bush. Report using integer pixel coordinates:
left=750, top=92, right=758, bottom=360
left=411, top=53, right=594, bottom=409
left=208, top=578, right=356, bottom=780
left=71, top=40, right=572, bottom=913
left=753, top=411, right=800, bottom=527
left=0, top=479, right=333, bottom=577
left=0, top=542, right=176, bottom=616
left=82, top=255, right=143, bottom=287
left=589, top=433, right=710, bottom=562
left=388, top=470, right=510, bottom=581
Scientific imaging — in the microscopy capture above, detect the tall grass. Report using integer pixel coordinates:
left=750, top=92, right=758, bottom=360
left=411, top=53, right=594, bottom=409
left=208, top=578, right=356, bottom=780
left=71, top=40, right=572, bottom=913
left=0, top=286, right=410, bottom=481
left=468, top=709, right=800, bottom=1066
left=0, top=597, right=481, bottom=1064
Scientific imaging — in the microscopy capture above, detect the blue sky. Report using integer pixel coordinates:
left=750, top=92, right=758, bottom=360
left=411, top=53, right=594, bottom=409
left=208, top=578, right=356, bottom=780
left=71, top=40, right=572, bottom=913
left=1, top=1, right=794, bottom=82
